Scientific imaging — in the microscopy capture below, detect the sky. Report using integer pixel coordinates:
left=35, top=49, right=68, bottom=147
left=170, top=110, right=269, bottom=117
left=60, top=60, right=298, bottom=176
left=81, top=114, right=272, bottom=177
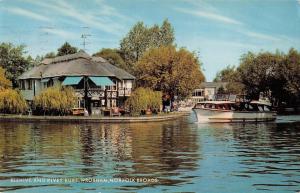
left=0, top=0, right=300, bottom=81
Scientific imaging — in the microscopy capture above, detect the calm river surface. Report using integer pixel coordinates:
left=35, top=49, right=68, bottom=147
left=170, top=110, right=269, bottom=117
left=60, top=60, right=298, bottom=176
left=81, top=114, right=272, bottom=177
left=0, top=114, right=300, bottom=193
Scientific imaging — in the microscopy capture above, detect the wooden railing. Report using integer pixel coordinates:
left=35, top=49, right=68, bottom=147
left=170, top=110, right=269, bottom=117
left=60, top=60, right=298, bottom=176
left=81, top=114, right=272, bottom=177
left=118, top=88, right=132, bottom=97
left=74, top=88, right=132, bottom=98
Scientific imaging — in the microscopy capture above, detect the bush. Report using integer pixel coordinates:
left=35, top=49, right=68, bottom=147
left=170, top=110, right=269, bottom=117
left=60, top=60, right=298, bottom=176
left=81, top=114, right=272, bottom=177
left=0, top=88, right=28, bottom=114
left=33, top=85, right=77, bottom=115
left=125, top=87, right=162, bottom=116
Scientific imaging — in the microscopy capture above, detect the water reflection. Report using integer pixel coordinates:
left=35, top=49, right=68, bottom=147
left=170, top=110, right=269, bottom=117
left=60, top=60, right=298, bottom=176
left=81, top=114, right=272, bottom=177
left=0, top=116, right=300, bottom=192
left=0, top=119, right=200, bottom=192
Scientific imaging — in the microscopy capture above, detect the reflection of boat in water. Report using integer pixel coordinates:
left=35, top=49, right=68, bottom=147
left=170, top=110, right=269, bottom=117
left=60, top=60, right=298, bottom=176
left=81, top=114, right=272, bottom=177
left=193, top=99, right=277, bottom=123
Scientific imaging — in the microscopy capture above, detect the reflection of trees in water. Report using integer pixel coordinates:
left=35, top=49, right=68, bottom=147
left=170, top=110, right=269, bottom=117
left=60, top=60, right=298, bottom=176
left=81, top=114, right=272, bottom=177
left=79, top=125, right=96, bottom=177
left=0, top=123, right=32, bottom=173
left=120, top=120, right=200, bottom=181
left=0, top=123, right=82, bottom=176
left=232, top=123, right=300, bottom=152
left=0, top=120, right=201, bottom=187
left=230, top=123, right=300, bottom=180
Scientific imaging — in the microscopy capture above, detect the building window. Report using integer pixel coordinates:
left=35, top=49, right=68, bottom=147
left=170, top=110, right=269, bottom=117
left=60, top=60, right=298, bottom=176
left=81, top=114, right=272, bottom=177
left=47, top=79, right=53, bottom=87
left=27, top=79, right=32, bottom=90
left=20, top=80, right=25, bottom=90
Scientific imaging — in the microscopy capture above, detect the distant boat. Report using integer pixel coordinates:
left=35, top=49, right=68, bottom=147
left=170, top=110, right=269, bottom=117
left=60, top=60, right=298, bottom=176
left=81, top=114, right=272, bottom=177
left=192, top=100, right=277, bottom=123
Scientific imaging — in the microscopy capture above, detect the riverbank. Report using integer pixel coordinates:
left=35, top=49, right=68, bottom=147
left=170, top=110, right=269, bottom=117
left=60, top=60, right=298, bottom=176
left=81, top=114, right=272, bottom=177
left=0, top=112, right=190, bottom=123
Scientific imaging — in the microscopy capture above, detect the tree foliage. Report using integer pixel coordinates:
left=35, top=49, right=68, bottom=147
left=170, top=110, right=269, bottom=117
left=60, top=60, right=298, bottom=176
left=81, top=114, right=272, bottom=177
left=0, top=42, right=33, bottom=86
left=93, top=48, right=126, bottom=70
left=216, top=48, right=300, bottom=107
left=0, top=67, right=12, bottom=89
left=33, top=85, right=77, bottom=115
left=125, top=87, right=162, bottom=116
left=120, top=19, right=175, bottom=72
left=57, top=42, right=78, bottom=56
left=214, top=65, right=244, bottom=94
left=0, top=67, right=27, bottom=114
left=237, top=51, right=285, bottom=100
left=281, top=48, right=300, bottom=97
left=0, top=88, right=28, bottom=114
left=135, top=45, right=205, bottom=99
left=44, top=52, right=56, bottom=59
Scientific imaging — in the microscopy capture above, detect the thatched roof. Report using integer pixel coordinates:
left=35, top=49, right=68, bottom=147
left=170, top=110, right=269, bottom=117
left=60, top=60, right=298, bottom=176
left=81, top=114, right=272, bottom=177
left=19, top=51, right=135, bottom=80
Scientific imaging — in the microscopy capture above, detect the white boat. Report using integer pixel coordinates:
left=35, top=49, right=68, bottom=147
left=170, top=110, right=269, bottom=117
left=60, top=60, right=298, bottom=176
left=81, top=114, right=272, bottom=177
left=192, top=100, right=276, bottom=123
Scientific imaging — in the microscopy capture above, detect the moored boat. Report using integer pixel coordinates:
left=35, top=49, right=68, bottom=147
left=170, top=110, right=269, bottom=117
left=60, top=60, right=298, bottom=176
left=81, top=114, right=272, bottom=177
left=192, top=100, right=276, bottom=123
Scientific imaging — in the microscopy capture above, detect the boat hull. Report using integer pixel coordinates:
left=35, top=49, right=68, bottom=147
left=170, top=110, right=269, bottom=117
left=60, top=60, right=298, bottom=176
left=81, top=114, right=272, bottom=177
left=193, top=108, right=276, bottom=123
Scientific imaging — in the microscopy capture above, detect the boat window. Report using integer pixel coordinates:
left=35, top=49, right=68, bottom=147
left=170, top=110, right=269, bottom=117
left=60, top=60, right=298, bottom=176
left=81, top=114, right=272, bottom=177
left=249, top=104, right=253, bottom=110
left=212, top=104, right=215, bottom=109
left=264, top=106, right=270, bottom=111
left=231, top=105, right=236, bottom=111
left=224, top=104, right=229, bottom=110
left=195, top=103, right=202, bottom=108
left=258, top=105, right=264, bottom=112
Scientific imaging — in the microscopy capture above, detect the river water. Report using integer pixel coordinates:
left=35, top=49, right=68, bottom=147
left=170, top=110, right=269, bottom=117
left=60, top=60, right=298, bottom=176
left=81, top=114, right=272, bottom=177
left=0, top=114, right=299, bottom=193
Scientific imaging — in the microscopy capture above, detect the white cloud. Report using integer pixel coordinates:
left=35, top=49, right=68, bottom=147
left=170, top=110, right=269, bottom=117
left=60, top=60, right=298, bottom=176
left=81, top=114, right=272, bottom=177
left=4, top=7, right=51, bottom=22
left=24, top=0, right=129, bottom=36
left=42, top=28, right=78, bottom=39
left=94, top=0, right=133, bottom=21
left=242, top=31, right=282, bottom=42
left=174, top=7, right=243, bottom=25
left=174, top=5, right=284, bottom=42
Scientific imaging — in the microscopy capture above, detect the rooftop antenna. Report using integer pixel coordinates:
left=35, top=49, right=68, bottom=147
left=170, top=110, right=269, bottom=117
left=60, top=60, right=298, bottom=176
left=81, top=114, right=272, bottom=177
left=81, top=33, right=91, bottom=51
left=80, top=26, right=91, bottom=51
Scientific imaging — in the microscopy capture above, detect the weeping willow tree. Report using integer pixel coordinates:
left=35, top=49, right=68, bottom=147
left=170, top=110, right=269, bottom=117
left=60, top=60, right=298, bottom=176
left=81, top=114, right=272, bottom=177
left=125, top=87, right=162, bottom=116
left=0, top=67, right=28, bottom=114
left=0, top=88, right=28, bottom=114
left=33, top=85, right=77, bottom=115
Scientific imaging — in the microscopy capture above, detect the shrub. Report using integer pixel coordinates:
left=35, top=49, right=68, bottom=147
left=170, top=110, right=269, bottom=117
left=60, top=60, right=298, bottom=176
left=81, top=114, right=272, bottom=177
left=0, top=88, right=28, bottom=114
left=125, top=87, right=162, bottom=116
left=33, top=85, right=77, bottom=115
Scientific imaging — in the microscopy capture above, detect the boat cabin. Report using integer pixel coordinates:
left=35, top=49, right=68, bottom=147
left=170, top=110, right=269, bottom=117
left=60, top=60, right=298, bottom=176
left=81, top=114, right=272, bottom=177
left=194, top=101, right=273, bottom=112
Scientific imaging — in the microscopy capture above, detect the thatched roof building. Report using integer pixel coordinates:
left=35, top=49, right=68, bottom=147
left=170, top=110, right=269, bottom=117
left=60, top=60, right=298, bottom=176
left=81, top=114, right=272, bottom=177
left=19, top=51, right=135, bottom=80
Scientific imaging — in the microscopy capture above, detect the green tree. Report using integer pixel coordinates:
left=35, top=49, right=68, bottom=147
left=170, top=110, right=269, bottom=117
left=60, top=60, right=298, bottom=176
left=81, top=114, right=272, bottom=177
left=160, top=19, right=175, bottom=46
left=44, top=52, right=56, bottom=58
left=57, top=42, right=78, bottom=56
left=282, top=48, right=300, bottom=96
left=278, top=48, right=300, bottom=106
left=0, top=42, right=33, bottom=86
left=214, top=65, right=236, bottom=82
left=0, top=67, right=27, bottom=114
left=135, top=45, right=205, bottom=99
left=214, top=65, right=244, bottom=94
left=0, top=88, right=28, bottom=114
left=34, top=85, right=77, bottom=115
left=93, top=48, right=126, bottom=69
left=0, top=67, right=12, bottom=89
left=120, top=19, right=175, bottom=72
left=125, top=87, right=162, bottom=116
left=237, top=51, right=284, bottom=100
